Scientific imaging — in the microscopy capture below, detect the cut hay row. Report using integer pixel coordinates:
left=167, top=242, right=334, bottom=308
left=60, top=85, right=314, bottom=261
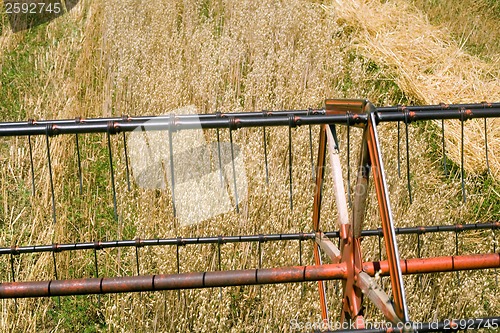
left=326, top=0, right=500, bottom=178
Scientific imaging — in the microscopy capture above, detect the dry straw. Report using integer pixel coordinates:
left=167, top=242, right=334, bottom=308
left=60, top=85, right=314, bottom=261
left=326, top=0, right=500, bottom=178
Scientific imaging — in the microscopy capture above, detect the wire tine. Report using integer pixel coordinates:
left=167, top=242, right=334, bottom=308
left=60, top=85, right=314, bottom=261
left=299, top=238, right=304, bottom=298
left=10, top=253, right=15, bottom=282
left=378, top=234, right=382, bottom=261
left=216, top=128, right=224, bottom=187
left=441, top=119, right=447, bottom=174
left=93, top=246, right=101, bottom=307
left=28, top=135, right=36, bottom=196
left=403, top=109, right=412, bottom=203
left=484, top=117, right=490, bottom=175
left=460, top=108, right=466, bottom=203
left=75, top=134, right=83, bottom=195
left=10, top=253, right=17, bottom=308
left=45, top=126, right=57, bottom=224
left=494, top=229, right=498, bottom=287
left=263, top=126, right=269, bottom=185
left=135, top=246, right=140, bottom=275
left=288, top=115, right=294, bottom=211
left=106, top=127, right=118, bottom=221
left=123, top=132, right=131, bottom=191
left=217, top=238, right=222, bottom=300
left=229, top=127, right=239, bottom=213
left=455, top=230, right=460, bottom=284
left=309, top=125, right=315, bottom=181
left=52, top=250, right=61, bottom=307
left=346, top=112, right=352, bottom=207
left=417, top=233, right=422, bottom=287
left=168, top=115, right=177, bottom=218
left=176, top=241, right=181, bottom=301
left=397, top=120, right=401, bottom=178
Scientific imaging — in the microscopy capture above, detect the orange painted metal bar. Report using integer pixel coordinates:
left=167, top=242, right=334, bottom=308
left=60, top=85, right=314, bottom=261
left=0, top=253, right=497, bottom=299
left=365, top=109, right=409, bottom=322
left=364, top=253, right=500, bottom=276
left=312, top=124, right=329, bottom=321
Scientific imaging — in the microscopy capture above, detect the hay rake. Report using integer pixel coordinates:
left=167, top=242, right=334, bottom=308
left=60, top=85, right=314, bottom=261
left=0, top=99, right=499, bottom=332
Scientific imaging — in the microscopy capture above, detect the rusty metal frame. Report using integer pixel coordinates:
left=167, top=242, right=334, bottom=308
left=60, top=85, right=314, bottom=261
left=1, top=99, right=500, bottom=330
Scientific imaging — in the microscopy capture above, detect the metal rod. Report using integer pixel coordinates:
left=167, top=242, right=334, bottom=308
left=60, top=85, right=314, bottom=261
left=441, top=118, right=447, bottom=174
left=1, top=253, right=498, bottom=299
left=460, top=108, right=466, bottom=203
left=309, top=125, right=315, bottom=181
left=1, top=102, right=498, bottom=130
left=106, top=129, right=118, bottom=221
left=216, top=128, right=224, bottom=187
left=404, top=110, right=412, bottom=204
left=45, top=127, right=57, bottom=224
left=397, top=120, right=401, bottom=178
left=288, top=117, right=294, bottom=210
left=2, top=222, right=498, bottom=256
left=28, top=135, right=35, bottom=196
left=3, top=105, right=500, bottom=138
left=123, top=132, right=131, bottom=191
left=484, top=117, right=490, bottom=174
left=263, top=126, right=269, bottom=184
left=346, top=113, right=352, bottom=206
left=229, top=128, right=239, bottom=213
left=75, top=134, right=83, bottom=195
left=366, top=111, right=409, bottom=322
left=168, top=116, right=176, bottom=217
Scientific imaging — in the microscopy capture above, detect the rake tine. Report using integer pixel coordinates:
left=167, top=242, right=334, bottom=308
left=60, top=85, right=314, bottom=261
left=176, top=239, right=181, bottom=301
left=229, top=125, right=240, bottom=213
left=216, top=128, right=224, bottom=187
left=494, top=229, right=498, bottom=287
left=135, top=242, right=141, bottom=276
left=106, top=124, right=118, bottom=221
left=52, top=248, right=61, bottom=307
left=417, top=233, right=422, bottom=287
left=93, top=246, right=101, bottom=307
left=299, top=237, right=304, bottom=298
left=308, top=109, right=315, bottom=181
left=262, top=110, right=270, bottom=184
left=28, top=133, right=35, bottom=196
left=45, top=125, right=57, bottom=224
left=440, top=103, right=447, bottom=174
left=258, top=235, right=264, bottom=299
left=378, top=234, right=382, bottom=261
left=455, top=229, right=460, bottom=284
left=217, top=237, right=222, bottom=300
left=75, top=134, right=83, bottom=195
left=123, top=131, right=131, bottom=191
left=484, top=118, right=490, bottom=174
left=10, top=253, right=17, bottom=309
left=397, top=107, right=401, bottom=178
left=168, top=115, right=177, bottom=218
left=10, top=253, right=15, bottom=282
left=460, top=108, right=466, bottom=203
left=346, top=112, right=352, bottom=207
left=481, top=102, right=490, bottom=174
left=404, top=108, right=412, bottom=204
left=262, top=126, right=269, bottom=185
left=288, top=115, right=295, bottom=210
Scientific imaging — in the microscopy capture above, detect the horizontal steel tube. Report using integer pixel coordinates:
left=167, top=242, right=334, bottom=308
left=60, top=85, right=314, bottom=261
left=0, top=263, right=348, bottom=298
left=1, top=104, right=499, bottom=137
left=0, top=253, right=498, bottom=298
left=363, top=253, right=500, bottom=276
left=1, top=222, right=497, bottom=255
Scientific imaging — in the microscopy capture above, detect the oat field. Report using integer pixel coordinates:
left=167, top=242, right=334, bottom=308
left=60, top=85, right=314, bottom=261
left=0, top=0, right=499, bottom=332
